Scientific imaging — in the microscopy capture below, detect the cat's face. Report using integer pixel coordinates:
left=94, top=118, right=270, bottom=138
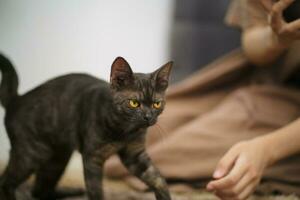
left=110, top=57, right=172, bottom=128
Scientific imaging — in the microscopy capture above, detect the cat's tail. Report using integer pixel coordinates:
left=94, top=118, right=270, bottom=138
left=0, top=54, right=19, bottom=108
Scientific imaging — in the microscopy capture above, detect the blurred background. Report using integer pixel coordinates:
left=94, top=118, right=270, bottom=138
left=0, top=0, right=240, bottom=169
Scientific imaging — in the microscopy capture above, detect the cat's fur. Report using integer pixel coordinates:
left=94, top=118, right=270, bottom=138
left=0, top=54, right=173, bottom=200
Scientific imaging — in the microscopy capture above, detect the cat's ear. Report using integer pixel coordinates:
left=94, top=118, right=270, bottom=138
left=152, top=61, right=173, bottom=91
left=110, top=57, right=134, bottom=89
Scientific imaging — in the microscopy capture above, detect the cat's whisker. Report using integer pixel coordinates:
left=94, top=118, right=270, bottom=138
left=153, top=124, right=167, bottom=145
left=0, top=54, right=173, bottom=200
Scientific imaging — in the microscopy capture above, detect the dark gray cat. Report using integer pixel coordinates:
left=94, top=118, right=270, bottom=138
left=0, top=54, right=173, bottom=200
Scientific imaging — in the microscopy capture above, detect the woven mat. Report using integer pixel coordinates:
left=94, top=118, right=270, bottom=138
left=15, top=179, right=299, bottom=200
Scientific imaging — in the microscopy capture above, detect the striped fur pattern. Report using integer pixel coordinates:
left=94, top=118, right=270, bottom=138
left=0, top=55, right=173, bottom=200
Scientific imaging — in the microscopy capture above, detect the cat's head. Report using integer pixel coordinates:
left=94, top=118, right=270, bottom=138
left=110, top=57, right=172, bottom=128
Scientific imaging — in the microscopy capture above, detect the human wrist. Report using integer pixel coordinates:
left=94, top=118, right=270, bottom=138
left=251, top=136, right=277, bottom=167
left=256, top=132, right=288, bottom=167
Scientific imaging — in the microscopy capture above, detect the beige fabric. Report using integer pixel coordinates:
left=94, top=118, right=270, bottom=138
left=105, top=50, right=300, bottom=195
left=104, top=0, right=300, bottom=195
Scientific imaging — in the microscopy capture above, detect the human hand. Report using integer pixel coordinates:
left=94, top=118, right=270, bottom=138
left=261, top=0, right=300, bottom=46
left=206, top=138, right=273, bottom=200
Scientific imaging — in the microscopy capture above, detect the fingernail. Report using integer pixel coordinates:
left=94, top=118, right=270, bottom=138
left=206, top=183, right=214, bottom=191
left=213, top=170, right=223, bottom=178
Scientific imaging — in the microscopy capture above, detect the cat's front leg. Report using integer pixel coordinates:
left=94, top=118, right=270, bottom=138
left=82, top=153, right=104, bottom=200
left=118, top=141, right=171, bottom=200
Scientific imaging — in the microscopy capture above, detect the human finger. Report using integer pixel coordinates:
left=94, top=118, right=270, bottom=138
left=215, top=167, right=258, bottom=198
left=212, top=147, right=239, bottom=179
left=207, top=155, right=248, bottom=190
left=270, top=0, right=294, bottom=31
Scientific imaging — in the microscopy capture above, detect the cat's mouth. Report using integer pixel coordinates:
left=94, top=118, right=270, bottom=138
left=145, top=119, right=157, bottom=126
left=129, top=118, right=157, bottom=128
left=135, top=120, right=156, bottom=128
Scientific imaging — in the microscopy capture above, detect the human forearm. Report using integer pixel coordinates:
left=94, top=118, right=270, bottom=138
left=260, top=118, right=300, bottom=165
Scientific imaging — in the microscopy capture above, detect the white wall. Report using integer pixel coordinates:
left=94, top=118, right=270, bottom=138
left=0, top=0, right=174, bottom=168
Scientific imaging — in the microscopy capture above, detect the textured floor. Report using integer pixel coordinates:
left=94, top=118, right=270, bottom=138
left=2, top=158, right=299, bottom=200
left=15, top=180, right=300, bottom=200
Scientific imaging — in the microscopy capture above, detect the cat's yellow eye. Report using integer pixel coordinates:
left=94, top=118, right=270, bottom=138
left=129, top=100, right=140, bottom=108
left=153, top=101, right=162, bottom=109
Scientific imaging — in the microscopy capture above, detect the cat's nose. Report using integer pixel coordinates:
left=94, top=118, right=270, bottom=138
left=143, top=113, right=152, bottom=121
